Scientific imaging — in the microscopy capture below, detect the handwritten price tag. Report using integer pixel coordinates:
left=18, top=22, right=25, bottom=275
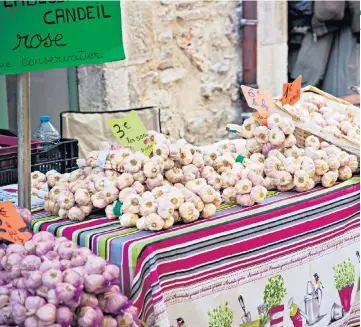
left=107, top=111, right=154, bottom=157
left=282, top=75, right=302, bottom=106
left=241, top=85, right=274, bottom=125
left=0, top=201, right=32, bottom=245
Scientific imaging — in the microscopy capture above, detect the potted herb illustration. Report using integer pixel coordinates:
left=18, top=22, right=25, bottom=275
left=208, top=302, right=234, bottom=327
left=263, top=275, right=287, bottom=327
left=259, top=312, right=270, bottom=327
left=333, top=258, right=355, bottom=312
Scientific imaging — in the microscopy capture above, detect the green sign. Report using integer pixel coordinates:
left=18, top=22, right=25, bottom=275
left=0, top=0, right=125, bottom=75
left=107, top=111, right=154, bottom=157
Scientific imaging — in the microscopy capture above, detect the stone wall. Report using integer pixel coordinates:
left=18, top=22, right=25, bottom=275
left=78, top=0, right=241, bottom=145
left=77, top=0, right=288, bottom=145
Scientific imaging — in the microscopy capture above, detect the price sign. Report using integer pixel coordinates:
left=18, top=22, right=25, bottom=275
left=241, top=85, right=275, bottom=126
left=107, top=111, right=154, bottom=157
left=0, top=201, right=32, bottom=245
left=282, top=75, right=302, bottom=106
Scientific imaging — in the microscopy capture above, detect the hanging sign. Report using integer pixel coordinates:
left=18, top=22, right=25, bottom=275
left=282, top=75, right=302, bottom=106
left=241, top=85, right=275, bottom=125
left=107, top=111, right=154, bottom=157
left=0, top=0, right=125, bottom=75
left=0, top=201, right=32, bottom=245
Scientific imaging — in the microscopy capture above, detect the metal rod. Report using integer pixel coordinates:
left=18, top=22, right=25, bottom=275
left=17, top=72, right=31, bottom=209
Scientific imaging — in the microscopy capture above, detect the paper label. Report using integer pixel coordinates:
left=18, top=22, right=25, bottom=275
left=97, top=151, right=108, bottom=168
left=107, top=111, right=154, bottom=157
left=241, top=85, right=274, bottom=126
left=0, top=201, right=32, bottom=245
left=282, top=75, right=302, bottom=106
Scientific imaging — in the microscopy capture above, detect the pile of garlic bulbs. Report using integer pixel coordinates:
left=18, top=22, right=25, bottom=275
left=284, top=94, right=360, bottom=141
left=32, top=169, right=95, bottom=221
left=106, top=183, right=220, bottom=231
left=227, top=114, right=359, bottom=193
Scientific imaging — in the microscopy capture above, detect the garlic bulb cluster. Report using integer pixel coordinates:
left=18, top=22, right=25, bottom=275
left=284, top=94, right=360, bottom=141
left=263, top=135, right=358, bottom=190
left=106, top=182, right=220, bottom=231
left=0, top=232, right=140, bottom=327
left=33, top=169, right=94, bottom=221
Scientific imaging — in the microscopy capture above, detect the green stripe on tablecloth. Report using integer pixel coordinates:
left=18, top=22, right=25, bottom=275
left=98, top=228, right=138, bottom=260
left=31, top=216, right=60, bottom=232
left=128, top=177, right=360, bottom=267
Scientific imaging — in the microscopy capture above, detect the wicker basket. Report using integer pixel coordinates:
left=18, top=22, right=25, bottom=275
left=273, top=85, right=360, bottom=156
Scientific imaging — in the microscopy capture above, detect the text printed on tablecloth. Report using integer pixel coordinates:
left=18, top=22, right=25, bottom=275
left=241, top=85, right=275, bottom=125
left=107, top=110, right=154, bottom=157
left=0, top=201, right=32, bottom=244
left=0, top=1, right=125, bottom=75
left=282, top=75, right=302, bottom=106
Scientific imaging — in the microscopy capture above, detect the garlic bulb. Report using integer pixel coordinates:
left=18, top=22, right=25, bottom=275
left=279, top=117, right=295, bottom=135
left=314, top=160, right=329, bottom=176
left=346, top=155, right=359, bottom=173
left=263, top=177, right=276, bottom=190
left=264, top=157, right=283, bottom=177
left=337, top=152, right=350, bottom=166
left=305, top=135, right=320, bottom=150
left=284, top=134, right=297, bottom=148
left=201, top=203, right=217, bottom=218
left=132, top=181, right=145, bottom=194
left=105, top=204, right=116, bottom=219
left=115, top=173, right=134, bottom=190
left=157, top=199, right=174, bottom=219
left=283, top=157, right=300, bottom=174
left=253, top=126, right=269, bottom=144
left=186, top=178, right=207, bottom=195
left=213, top=156, right=234, bottom=173
left=277, top=182, right=294, bottom=192
left=169, top=144, right=181, bottom=161
left=294, top=170, right=310, bottom=188
left=207, top=174, right=223, bottom=190
left=68, top=207, right=86, bottom=221
left=153, top=143, right=170, bottom=159
left=246, top=138, right=262, bottom=153
left=165, top=167, right=183, bottom=184
left=272, top=171, right=293, bottom=186
left=151, top=156, right=165, bottom=172
left=179, top=149, right=193, bottom=166
left=136, top=217, right=147, bottom=230
left=132, top=171, right=146, bottom=184
left=198, top=186, right=216, bottom=204
left=122, top=194, right=143, bottom=214
left=250, top=185, right=267, bottom=203
left=179, top=203, right=200, bottom=223
left=240, top=120, right=256, bottom=139
left=338, top=166, right=352, bottom=181
left=146, top=174, right=164, bottom=190
left=267, top=114, right=282, bottom=129
left=321, top=171, right=338, bottom=188
left=118, top=187, right=137, bottom=203
left=203, top=151, right=219, bottom=166
left=236, top=194, right=255, bottom=207
left=120, top=213, right=138, bottom=227
left=167, top=190, right=185, bottom=209
left=222, top=187, right=237, bottom=204
left=57, top=191, right=75, bottom=210
left=123, top=156, right=142, bottom=173
left=234, top=179, right=252, bottom=195
left=301, top=156, right=316, bottom=177
left=163, top=216, right=175, bottom=229
left=326, top=157, right=340, bottom=171
left=143, top=162, right=160, bottom=179
left=145, top=213, right=164, bottom=231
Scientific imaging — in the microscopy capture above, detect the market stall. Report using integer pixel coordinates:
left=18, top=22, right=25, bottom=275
left=28, top=177, right=360, bottom=327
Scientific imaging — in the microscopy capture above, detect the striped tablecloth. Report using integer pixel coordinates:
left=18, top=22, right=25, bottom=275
left=30, top=178, right=360, bottom=327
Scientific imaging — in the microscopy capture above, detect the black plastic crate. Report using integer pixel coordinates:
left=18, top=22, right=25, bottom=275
left=0, top=139, right=78, bottom=186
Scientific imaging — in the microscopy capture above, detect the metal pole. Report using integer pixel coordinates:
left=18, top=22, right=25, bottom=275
left=17, top=72, right=31, bottom=209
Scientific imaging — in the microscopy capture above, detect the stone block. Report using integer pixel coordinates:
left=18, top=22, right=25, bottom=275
left=158, top=30, right=173, bottom=43
left=160, top=68, right=186, bottom=84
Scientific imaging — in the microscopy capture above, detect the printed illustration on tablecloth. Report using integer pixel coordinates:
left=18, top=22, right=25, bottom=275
left=208, top=302, right=234, bottom=327
left=288, top=275, right=326, bottom=327
left=333, top=258, right=355, bottom=314
left=263, top=275, right=287, bottom=327
left=168, top=317, right=187, bottom=327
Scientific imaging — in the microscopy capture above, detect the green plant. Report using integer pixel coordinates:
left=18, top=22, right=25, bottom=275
left=263, top=275, right=287, bottom=310
left=208, top=302, right=233, bottom=327
left=259, top=313, right=270, bottom=325
left=333, top=258, right=355, bottom=291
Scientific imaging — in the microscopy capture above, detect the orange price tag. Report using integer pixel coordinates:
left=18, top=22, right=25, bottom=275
left=282, top=75, right=302, bottom=106
left=0, top=201, right=32, bottom=245
left=252, top=112, right=268, bottom=126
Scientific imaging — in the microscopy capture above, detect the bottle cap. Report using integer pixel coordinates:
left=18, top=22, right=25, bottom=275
left=40, top=115, right=50, bottom=122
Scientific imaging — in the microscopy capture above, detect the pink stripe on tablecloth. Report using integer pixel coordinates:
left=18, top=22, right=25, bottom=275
left=59, top=218, right=112, bottom=240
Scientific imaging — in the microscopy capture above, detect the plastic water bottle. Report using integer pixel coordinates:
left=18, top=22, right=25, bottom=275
left=32, top=115, right=60, bottom=149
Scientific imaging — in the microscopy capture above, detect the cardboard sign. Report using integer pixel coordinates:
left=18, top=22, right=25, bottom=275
left=0, top=1, right=125, bottom=75
left=0, top=201, right=32, bottom=245
left=107, top=111, right=154, bottom=156
left=282, top=75, right=302, bottom=106
left=241, top=85, right=274, bottom=126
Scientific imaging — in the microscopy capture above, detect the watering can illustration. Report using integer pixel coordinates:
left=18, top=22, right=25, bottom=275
left=301, top=281, right=323, bottom=325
